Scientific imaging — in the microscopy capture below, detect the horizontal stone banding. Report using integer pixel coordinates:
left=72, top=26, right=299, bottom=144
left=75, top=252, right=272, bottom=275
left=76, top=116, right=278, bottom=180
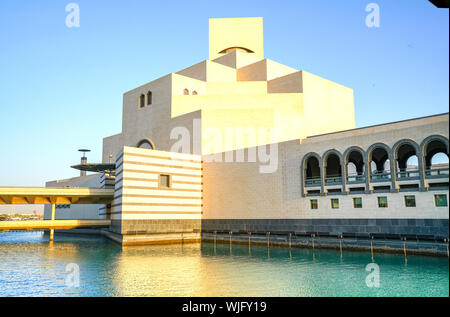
left=121, top=169, right=202, bottom=178
left=114, top=202, right=202, bottom=207
left=110, top=211, right=202, bottom=215
left=122, top=185, right=201, bottom=192
left=117, top=194, right=202, bottom=200
left=124, top=160, right=202, bottom=171
left=123, top=151, right=202, bottom=163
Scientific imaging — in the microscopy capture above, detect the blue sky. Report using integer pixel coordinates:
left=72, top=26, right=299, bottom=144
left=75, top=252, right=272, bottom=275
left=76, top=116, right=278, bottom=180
left=0, top=0, right=448, bottom=186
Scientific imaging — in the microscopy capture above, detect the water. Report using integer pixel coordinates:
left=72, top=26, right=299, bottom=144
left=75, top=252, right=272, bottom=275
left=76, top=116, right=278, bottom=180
left=0, top=231, right=448, bottom=297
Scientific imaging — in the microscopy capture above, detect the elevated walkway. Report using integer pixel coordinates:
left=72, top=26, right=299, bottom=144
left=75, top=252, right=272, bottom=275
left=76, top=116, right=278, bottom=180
left=0, top=187, right=114, bottom=205
left=0, top=187, right=114, bottom=240
left=0, top=219, right=111, bottom=231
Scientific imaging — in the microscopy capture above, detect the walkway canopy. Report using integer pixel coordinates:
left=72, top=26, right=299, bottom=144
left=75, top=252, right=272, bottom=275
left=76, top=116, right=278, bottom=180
left=0, top=187, right=114, bottom=205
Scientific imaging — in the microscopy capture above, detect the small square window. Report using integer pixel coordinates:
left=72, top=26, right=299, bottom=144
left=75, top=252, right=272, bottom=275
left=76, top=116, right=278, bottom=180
left=310, top=199, right=318, bottom=209
left=331, top=198, right=339, bottom=209
left=377, top=196, right=388, bottom=208
left=353, top=197, right=362, bottom=208
left=434, top=194, right=448, bottom=207
left=159, top=174, right=171, bottom=188
left=404, top=195, right=416, bottom=207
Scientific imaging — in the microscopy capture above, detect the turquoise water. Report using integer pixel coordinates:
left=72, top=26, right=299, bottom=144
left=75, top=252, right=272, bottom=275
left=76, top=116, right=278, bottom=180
left=0, top=231, right=448, bottom=297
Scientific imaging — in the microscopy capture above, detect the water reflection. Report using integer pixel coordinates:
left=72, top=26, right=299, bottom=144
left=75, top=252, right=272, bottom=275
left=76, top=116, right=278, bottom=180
left=0, top=232, right=448, bottom=297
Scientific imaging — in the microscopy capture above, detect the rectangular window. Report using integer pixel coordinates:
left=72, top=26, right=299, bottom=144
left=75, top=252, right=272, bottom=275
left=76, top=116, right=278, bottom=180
left=377, top=196, right=388, bottom=208
left=147, top=91, right=152, bottom=105
left=159, top=174, right=171, bottom=188
left=434, top=194, right=448, bottom=207
left=353, top=197, right=362, bottom=208
left=310, top=199, right=318, bottom=209
left=404, top=195, right=416, bottom=207
left=331, top=198, right=339, bottom=209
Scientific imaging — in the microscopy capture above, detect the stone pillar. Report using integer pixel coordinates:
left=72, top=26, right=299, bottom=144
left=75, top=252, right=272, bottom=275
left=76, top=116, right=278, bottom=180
left=341, top=159, right=347, bottom=194
left=418, top=151, right=427, bottom=191
left=301, top=160, right=307, bottom=197
left=320, top=160, right=326, bottom=196
left=389, top=151, right=398, bottom=193
left=49, top=203, right=55, bottom=241
left=365, top=152, right=372, bottom=194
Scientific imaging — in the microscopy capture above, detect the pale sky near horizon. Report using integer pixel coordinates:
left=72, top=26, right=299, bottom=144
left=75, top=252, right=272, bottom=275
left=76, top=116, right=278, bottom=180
left=0, top=0, right=448, bottom=194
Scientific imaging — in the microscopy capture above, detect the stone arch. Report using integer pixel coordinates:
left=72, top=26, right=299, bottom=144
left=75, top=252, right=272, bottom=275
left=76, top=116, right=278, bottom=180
left=302, top=152, right=322, bottom=180
left=322, top=149, right=344, bottom=179
left=136, top=138, right=156, bottom=150
left=392, top=139, right=423, bottom=178
left=301, top=152, right=323, bottom=195
left=367, top=142, right=392, bottom=173
left=343, top=146, right=366, bottom=175
left=420, top=135, right=449, bottom=169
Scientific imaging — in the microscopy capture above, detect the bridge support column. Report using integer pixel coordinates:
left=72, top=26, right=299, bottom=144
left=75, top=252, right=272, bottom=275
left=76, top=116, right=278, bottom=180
left=49, top=203, right=55, bottom=241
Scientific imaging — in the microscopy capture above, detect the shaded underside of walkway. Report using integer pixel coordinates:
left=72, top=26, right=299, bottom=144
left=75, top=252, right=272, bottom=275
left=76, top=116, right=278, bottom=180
left=0, top=219, right=111, bottom=231
left=0, top=187, right=114, bottom=205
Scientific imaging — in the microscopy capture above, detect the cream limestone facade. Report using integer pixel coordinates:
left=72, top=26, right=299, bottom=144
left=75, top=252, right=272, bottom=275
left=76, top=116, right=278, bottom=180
left=44, top=17, right=448, bottom=247
left=102, top=17, right=355, bottom=161
left=202, top=114, right=449, bottom=221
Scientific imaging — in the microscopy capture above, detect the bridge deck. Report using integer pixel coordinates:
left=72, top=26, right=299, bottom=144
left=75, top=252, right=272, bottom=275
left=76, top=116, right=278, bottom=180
left=0, top=187, right=114, bottom=205
left=0, top=220, right=111, bottom=231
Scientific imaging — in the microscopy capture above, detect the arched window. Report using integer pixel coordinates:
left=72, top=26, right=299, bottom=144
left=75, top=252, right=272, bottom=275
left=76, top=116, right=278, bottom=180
left=183, top=88, right=189, bottom=95
left=219, top=47, right=255, bottom=54
left=344, top=147, right=366, bottom=183
left=395, top=142, right=419, bottom=179
left=192, top=90, right=198, bottom=95
left=136, top=139, right=155, bottom=150
left=304, top=155, right=321, bottom=187
left=423, top=137, right=449, bottom=178
left=369, top=145, right=391, bottom=180
left=139, top=94, right=145, bottom=108
left=305, top=156, right=320, bottom=180
left=324, top=153, right=342, bottom=184
left=346, top=150, right=364, bottom=176
left=424, top=139, right=449, bottom=170
left=146, top=91, right=152, bottom=105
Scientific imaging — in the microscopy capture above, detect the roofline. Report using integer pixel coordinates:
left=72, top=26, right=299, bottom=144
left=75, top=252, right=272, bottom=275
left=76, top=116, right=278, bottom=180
left=306, top=112, right=449, bottom=139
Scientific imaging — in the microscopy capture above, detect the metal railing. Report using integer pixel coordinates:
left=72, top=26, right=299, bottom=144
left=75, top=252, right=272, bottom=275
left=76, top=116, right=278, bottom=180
left=325, top=176, right=343, bottom=185
left=425, top=168, right=449, bottom=178
left=397, top=169, right=420, bottom=179
left=305, top=178, right=321, bottom=187
left=370, top=172, right=391, bottom=181
left=347, top=175, right=365, bottom=183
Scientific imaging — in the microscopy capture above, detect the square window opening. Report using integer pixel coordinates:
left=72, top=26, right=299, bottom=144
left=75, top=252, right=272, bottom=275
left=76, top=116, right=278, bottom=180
left=159, top=174, right=171, bottom=188
left=331, top=198, right=339, bottom=209
left=404, top=195, right=416, bottom=207
left=353, top=197, right=362, bottom=208
left=434, top=194, right=448, bottom=207
left=377, top=196, right=388, bottom=208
